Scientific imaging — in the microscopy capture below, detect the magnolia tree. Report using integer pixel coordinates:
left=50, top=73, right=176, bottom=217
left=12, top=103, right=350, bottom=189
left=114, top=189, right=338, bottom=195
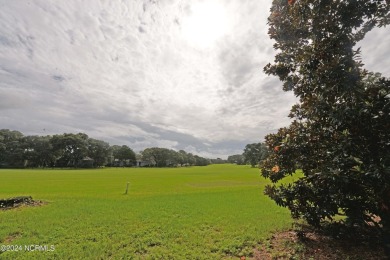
left=261, top=0, right=390, bottom=231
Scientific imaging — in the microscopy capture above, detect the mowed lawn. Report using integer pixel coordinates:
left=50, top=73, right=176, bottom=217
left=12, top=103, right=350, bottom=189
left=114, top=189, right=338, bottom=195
left=0, top=164, right=292, bottom=259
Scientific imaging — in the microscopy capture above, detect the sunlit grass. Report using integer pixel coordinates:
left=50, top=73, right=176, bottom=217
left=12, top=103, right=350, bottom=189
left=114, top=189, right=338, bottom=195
left=0, top=164, right=292, bottom=259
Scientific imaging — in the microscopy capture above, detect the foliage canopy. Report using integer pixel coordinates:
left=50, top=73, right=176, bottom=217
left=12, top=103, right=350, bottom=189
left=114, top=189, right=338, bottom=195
left=0, top=129, right=209, bottom=168
left=261, top=0, right=390, bottom=228
left=243, top=143, right=269, bottom=167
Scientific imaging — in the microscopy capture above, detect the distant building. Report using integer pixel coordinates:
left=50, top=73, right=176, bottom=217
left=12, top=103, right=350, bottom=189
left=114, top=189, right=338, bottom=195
left=136, top=160, right=152, bottom=167
left=79, top=157, right=94, bottom=168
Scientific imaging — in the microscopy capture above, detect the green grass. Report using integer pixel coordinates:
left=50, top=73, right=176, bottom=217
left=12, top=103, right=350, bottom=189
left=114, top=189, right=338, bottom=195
left=0, top=164, right=292, bottom=259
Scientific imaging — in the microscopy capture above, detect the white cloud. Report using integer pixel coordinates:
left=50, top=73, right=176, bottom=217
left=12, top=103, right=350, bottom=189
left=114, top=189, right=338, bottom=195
left=0, top=0, right=388, bottom=158
left=359, top=26, right=390, bottom=77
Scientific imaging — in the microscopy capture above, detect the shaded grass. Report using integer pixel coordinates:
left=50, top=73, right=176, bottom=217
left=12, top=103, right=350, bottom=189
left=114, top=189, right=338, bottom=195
left=0, top=164, right=292, bottom=259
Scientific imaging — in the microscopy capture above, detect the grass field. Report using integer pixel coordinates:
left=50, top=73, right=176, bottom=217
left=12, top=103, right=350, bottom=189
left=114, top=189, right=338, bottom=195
left=0, top=164, right=292, bottom=259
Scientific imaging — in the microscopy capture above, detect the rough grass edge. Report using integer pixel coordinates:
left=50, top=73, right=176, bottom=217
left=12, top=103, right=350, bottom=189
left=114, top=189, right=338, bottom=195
left=253, top=221, right=387, bottom=260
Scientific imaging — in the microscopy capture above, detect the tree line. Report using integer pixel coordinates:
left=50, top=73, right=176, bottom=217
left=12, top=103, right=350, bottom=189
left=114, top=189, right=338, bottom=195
left=227, top=142, right=269, bottom=167
left=0, top=129, right=211, bottom=168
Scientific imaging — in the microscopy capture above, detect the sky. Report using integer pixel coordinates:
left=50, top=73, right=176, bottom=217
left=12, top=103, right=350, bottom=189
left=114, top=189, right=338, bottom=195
left=0, top=0, right=389, bottom=159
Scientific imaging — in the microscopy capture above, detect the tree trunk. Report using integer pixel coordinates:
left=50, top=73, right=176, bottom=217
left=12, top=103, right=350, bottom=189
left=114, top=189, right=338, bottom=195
left=381, top=190, right=390, bottom=257
left=381, top=214, right=390, bottom=257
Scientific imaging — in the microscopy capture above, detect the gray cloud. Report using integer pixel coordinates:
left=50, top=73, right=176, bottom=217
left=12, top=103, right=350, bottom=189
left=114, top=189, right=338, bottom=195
left=0, top=0, right=388, bottom=158
left=359, top=26, right=390, bottom=77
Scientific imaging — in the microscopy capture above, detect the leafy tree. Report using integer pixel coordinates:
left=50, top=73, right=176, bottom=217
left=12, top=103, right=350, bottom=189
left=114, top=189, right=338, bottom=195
left=176, top=150, right=205, bottom=166
left=177, top=150, right=189, bottom=166
left=141, top=147, right=172, bottom=167
left=0, top=129, right=138, bottom=168
left=210, top=158, right=226, bottom=164
left=87, top=138, right=110, bottom=167
left=0, top=129, right=212, bottom=171
left=0, top=129, right=24, bottom=168
left=22, top=135, right=55, bottom=167
left=111, top=145, right=136, bottom=166
left=243, top=143, right=269, bottom=167
left=51, top=133, right=89, bottom=167
left=110, top=145, right=121, bottom=165
left=227, top=154, right=245, bottom=165
left=194, top=155, right=210, bottom=166
left=261, top=0, right=390, bottom=234
left=167, top=149, right=181, bottom=166
left=141, top=148, right=210, bottom=167
left=187, top=153, right=196, bottom=166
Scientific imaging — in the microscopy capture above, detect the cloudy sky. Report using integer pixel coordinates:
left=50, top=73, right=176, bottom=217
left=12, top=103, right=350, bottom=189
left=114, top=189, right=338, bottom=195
left=1, top=0, right=389, bottom=158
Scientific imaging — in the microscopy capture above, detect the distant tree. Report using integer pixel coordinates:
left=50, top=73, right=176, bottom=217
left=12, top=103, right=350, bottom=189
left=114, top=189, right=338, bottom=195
left=112, top=145, right=136, bottom=167
left=261, top=0, right=390, bottom=234
left=140, top=148, right=210, bottom=167
left=243, top=143, right=269, bottom=167
left=139, top=149, right=155, bottom=166
left=210, top=158, right=226, bottom=164
left=194, top=155, right=210, bottom=166
left=0, top=129, right=24, bottom=168
left=110, top=145, right=121, bottom=165
left=142, top=147, right=172, bottom=167
left=227, top=154, right=245, bottom=165
left=0, top=129, right=213, bottom=170
left=22, top=135, right=55, bottom=167
left=22, top=136, right=41, bottom=167
left=177, top=150, right=189, bottom=166
left=87, top=138, right=110, bottom=167
left=0, top=135, right=4, bottom=165
left=167, top=149, right=181, bottom=166
left=187, top=153, right=196, bottom=166
left=51, top=133, right=88, bottom=167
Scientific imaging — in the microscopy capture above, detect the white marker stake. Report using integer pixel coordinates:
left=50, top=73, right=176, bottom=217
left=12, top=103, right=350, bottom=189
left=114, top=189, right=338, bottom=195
left=125, top=182, right=130, bottom=195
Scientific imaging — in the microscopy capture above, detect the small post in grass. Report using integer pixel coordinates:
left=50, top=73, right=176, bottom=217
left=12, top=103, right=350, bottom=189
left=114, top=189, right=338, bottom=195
left=124, top=182, right=130, bottom=195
